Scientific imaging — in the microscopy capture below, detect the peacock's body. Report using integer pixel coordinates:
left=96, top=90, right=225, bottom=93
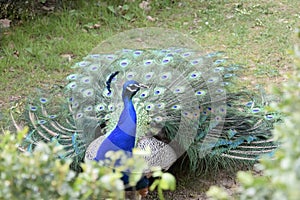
left=13, top=28, right=279, bottom=195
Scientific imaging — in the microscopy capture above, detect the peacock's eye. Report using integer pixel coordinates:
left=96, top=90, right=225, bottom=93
left=127, top=84, right=140, bottom=92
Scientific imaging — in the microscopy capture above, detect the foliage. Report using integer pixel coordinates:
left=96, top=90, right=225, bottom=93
left=0, top=0, right=63, bottom=21
left=0, top=127, right=175, bottom=199
left=150, top=167, right=176, bottom=200
left=207, top=29, right=300, bottom=200
left=0, top=127, right=122, bottom=199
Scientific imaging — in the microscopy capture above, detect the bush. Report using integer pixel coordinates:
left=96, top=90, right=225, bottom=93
left=207, top=28, right=300, bottom=200
left=0, top=127, right=175, bottom=199
left=0, top=127, right=125, bottom=199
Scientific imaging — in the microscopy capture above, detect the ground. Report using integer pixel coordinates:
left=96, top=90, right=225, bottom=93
left=145, top=170, right=238, bottom=199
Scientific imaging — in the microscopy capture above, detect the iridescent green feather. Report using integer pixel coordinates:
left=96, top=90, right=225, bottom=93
left=15, top=44, right=279, bottom=173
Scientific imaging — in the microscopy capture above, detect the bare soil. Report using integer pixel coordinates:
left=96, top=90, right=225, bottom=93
left=144, top=166, right=244, bottom=200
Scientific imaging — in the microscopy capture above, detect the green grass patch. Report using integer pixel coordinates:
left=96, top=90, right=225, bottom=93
left=0, top=0, right=299, bottom=129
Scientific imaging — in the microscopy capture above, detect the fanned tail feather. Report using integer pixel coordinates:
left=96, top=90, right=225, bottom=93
left=12, top=45, right=280, bottom=174
left=13, top=87, right=97, bottom=171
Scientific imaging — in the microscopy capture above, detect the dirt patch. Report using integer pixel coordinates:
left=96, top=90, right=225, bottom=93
left=144, top=169, right=240, bottom=200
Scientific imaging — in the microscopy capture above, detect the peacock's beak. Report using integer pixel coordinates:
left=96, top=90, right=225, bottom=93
left=137, top=83, right=149, bottom=89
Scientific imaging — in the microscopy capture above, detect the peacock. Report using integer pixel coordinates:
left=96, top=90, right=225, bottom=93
left=11, top=28, right=279, bottom=197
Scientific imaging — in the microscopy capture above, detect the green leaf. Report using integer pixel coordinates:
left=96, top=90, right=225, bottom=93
left=122, top=4, right=129, bottom=11
left=237, top=171, right=254, bottom=186
left=25, top=48, right=33, bottom=55
left=160, top=173, right=176, bottom=190
left=122, top=14, right=134, bottom=21
left=207, top=186, right=230, bottom=200
left=149, top=179, right=159, bottom=191
left=152, top=170, right=163, bottom=178
left=107, top=6, right=116, bottom=14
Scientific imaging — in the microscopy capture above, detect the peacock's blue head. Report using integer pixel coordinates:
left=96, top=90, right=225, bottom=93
left=122, top=80, right=148, bottom=99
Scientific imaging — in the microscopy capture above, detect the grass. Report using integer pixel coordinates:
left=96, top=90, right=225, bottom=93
left=0, top=0, right=297, bottom=127
left=0, top=0, right=297, bottom=129
left=0, top=1, right=298, bottom=128
left=1, top=0, right=297, bottom=92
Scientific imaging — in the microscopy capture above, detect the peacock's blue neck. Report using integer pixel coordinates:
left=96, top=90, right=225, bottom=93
left=107, top=96, right=137, bottom=148
left=115, top=96, right=137, bottom=137
left=94, top=95, right=137, bottom=161
left=94, top=91, right=143, bottom=189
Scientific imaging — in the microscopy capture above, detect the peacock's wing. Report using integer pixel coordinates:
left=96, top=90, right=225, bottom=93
left=86, top=135, right=177, bottom=173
